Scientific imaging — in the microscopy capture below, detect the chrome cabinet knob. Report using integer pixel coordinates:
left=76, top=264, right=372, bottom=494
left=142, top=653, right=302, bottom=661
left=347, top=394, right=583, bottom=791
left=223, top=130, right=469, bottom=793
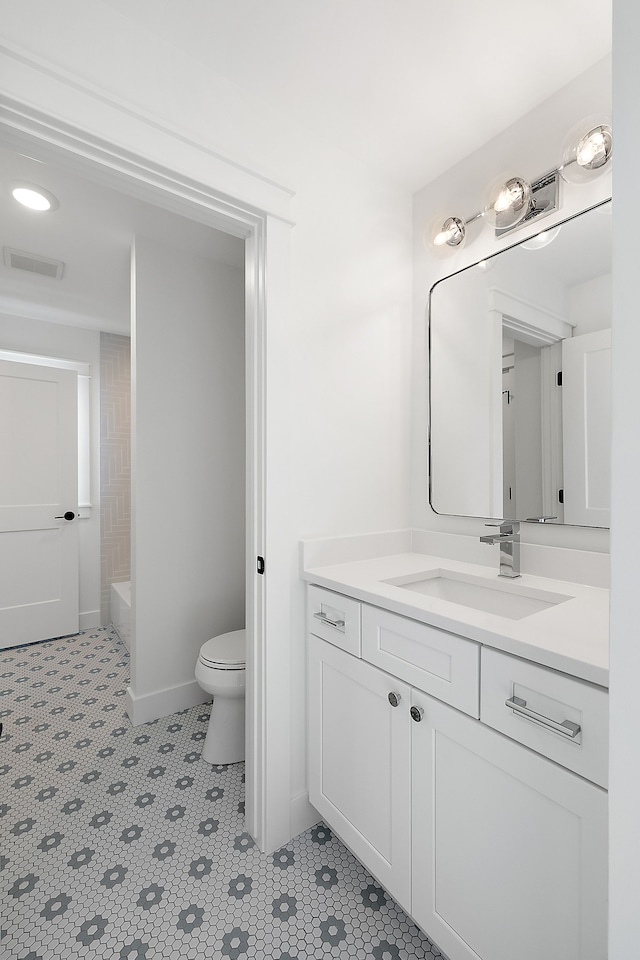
left=410, top=705, right=424, bottom=723
left=388, top=692, right=401, bottom=708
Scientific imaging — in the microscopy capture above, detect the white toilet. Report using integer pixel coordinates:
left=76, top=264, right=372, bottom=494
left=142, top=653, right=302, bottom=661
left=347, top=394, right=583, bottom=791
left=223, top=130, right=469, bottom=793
left=195, top=629, right=246, bottom=764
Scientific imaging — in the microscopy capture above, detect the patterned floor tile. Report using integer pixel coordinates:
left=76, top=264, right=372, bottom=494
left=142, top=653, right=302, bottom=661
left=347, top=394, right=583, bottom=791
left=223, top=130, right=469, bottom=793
left=1, top=629, right=446, bottom=960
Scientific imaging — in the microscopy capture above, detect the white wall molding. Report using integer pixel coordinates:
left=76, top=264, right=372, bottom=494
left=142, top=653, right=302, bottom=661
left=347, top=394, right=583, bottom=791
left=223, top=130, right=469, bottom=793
left=79, top=609, right=100, bottom=631
left=290, top=792, right=321, bottom=840
left=489, top=288, right=574, bottom=346
left=126, top=679, right=211, bottom=727
left=0, top=42, right=295, bottom=222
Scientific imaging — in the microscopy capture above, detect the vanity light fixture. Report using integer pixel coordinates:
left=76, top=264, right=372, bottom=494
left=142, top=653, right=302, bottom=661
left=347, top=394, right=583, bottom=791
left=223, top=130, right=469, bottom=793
left=426, top=118, right=612, bottom=256
left=10, top=182, right=59, bottom=212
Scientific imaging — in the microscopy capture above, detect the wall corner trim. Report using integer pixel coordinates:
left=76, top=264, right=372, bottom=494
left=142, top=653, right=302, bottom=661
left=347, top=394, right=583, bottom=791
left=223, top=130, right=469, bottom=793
left=290, top=792, right=321, bottom=843
left=126, top=680, right=211, bottom=727
left=0, top=41, right=295, bottom=224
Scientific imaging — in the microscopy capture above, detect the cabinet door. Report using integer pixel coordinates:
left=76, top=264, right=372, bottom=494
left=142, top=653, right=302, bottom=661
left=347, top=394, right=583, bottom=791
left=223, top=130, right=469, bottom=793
left=411, top=691, right=607, bottom=960
left=308, top=635, right=412, bottom=909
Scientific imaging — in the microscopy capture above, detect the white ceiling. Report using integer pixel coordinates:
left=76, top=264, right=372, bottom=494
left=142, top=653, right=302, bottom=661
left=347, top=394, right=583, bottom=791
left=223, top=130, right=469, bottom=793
left=102, top=0, right=612, bottom=191
left=0, top=146, right=244, bottom=334
left=0, top=1, right=612, bottom=333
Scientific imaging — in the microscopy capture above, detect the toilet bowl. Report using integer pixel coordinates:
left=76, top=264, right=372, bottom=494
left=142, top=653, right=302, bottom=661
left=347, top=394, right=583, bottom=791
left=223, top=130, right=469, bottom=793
left=195, top=629, right=246, bottom=765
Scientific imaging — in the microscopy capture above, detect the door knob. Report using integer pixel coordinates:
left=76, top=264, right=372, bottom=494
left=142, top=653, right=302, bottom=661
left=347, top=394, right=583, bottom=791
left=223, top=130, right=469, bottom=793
left=410, top=705, right=424, bottom=723
left=55, top=511, right=76, bottom=521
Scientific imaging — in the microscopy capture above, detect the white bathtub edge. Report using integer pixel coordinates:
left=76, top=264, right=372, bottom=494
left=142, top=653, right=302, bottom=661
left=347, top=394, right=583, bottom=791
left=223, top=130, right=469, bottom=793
left=126, top=679, right=211, bottom=726
left=110, top=580, right=131, bottom=652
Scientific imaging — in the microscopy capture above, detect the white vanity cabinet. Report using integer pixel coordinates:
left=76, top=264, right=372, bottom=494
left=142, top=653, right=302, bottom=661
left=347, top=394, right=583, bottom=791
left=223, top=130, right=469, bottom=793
left=308, top=633, right=413, bottom=909
left=307, top=585, right=608, bottom=960
left=411, top=689, right=608, bottom=960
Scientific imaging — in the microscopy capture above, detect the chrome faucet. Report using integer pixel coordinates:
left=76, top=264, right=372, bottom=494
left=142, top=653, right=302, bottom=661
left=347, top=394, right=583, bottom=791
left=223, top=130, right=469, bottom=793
left=480, top=521, right=520, bottom=578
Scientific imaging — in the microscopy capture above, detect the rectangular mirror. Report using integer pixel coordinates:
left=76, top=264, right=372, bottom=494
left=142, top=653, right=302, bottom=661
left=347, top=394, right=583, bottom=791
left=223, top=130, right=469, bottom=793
left=428, top=200, right=611, bottom=527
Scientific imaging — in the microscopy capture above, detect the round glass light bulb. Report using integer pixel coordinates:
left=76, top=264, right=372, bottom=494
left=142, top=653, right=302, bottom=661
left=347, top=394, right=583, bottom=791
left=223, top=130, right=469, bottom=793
left=576, top=125, right=612, bottom=170
left=10, top=183, right=59, bottom=212
left=425, top=215, right=466, bottom=258
left=483, top=175, right=532, bottom=230
left=560, top=118, right=613, bottom=184
left=433, top=216, right=465, bottom=247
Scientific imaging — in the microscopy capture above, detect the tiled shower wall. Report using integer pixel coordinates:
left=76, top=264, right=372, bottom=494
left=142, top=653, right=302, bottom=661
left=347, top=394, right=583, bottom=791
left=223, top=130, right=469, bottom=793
left=100, top=332, right=131, bottom=624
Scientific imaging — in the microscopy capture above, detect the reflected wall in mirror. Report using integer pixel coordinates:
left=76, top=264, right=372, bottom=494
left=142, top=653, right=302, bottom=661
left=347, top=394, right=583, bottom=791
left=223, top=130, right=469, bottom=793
left=429, top=200, right=611, bottom=528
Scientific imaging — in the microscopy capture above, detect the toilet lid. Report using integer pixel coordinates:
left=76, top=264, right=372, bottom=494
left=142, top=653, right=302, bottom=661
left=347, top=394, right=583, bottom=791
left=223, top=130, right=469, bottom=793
left=200, top=629, right=246, bottom=668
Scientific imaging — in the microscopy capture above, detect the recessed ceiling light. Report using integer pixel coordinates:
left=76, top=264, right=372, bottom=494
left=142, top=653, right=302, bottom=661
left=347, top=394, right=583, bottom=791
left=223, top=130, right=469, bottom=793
left=10, top=182, right=59, bottom=212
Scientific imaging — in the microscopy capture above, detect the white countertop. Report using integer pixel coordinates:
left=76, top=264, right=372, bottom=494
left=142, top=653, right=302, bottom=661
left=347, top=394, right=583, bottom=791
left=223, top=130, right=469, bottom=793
left=302, top=552, right=609, bottom=687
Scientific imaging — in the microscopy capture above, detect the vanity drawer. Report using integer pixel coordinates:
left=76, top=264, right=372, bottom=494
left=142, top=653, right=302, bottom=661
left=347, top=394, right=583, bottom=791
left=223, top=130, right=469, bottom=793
left=307, top=585, right=362, bottom=656
left=481, top=647, right=608, bottom=788
left=362, top=605, right=480, bottom=717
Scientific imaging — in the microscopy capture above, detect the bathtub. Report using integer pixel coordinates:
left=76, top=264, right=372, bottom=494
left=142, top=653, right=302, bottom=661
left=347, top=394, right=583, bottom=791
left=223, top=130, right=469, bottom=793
left=111, top=580, right=131, bottom=652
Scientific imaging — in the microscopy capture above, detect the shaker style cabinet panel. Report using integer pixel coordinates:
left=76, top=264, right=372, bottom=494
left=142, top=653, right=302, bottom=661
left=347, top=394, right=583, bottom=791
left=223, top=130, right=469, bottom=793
left=362, top=604, right=480, bottom=717
left=410, top=690, right=608, bottom=960
left=307, top=635, right=412, bottom=910
left=307, top=584, right=362, bottom=656
left=480, top=647, right=609, bottom=788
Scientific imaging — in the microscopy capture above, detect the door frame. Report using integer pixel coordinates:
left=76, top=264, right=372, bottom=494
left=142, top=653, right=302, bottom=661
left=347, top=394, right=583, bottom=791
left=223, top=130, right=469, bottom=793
left=0, top=98, right=293, bottom=853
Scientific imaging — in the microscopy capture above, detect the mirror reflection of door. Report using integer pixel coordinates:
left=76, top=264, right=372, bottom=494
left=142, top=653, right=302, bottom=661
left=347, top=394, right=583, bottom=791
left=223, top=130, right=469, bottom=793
left=501, top=336, right=564, bottom=524
left=562, top=329, right=612, bottom=526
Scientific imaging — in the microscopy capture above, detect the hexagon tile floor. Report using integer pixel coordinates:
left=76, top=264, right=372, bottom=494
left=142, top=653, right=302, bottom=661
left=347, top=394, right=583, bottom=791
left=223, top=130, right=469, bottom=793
left=1, top=628, right=448, bottom=960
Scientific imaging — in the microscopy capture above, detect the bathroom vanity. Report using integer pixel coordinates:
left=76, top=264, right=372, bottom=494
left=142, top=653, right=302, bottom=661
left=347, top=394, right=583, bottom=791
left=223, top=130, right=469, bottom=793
left=303, top=549, right=608, bottom=960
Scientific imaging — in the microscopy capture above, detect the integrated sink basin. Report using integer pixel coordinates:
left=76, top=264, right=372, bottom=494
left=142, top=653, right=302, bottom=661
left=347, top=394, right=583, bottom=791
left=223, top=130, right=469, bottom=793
left=382, top=570, right=572, bottom=620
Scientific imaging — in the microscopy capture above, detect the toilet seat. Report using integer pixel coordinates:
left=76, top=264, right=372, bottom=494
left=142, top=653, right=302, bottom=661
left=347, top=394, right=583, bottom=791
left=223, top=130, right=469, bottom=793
left=199, top=629, right=246, bottom=670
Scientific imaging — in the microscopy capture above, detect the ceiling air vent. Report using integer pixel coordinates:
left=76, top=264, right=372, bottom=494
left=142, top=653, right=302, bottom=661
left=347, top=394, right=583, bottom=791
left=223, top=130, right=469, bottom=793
left=3, top=247, right=65, bottom=280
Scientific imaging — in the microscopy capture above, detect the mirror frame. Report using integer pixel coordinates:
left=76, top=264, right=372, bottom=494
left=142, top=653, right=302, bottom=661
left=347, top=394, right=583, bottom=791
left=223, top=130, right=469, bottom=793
left=427, top=199, right=612, bottom=527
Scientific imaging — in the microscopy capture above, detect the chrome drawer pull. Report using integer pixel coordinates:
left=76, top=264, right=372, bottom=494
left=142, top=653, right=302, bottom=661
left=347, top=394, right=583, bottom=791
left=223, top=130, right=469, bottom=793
left=313, top=611, right=345, bottom=630
left=505, top=696, right=581, bottom=739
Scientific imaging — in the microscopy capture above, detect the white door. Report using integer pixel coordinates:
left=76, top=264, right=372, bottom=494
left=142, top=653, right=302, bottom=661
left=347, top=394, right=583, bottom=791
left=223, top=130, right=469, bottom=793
left=562, top=330, right=611, bottom=526
left=411, top=691, right=608, bottom=960
left=308, top=635, right=413, bottom=910
left=0, top=359, right=79, bottom=648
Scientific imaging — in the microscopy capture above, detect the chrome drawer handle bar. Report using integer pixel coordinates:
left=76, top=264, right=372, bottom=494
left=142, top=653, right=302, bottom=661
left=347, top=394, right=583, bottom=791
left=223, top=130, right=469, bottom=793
left=313, top=611, right=345, bottom=630
left=505, top=696, right=581, bottom=739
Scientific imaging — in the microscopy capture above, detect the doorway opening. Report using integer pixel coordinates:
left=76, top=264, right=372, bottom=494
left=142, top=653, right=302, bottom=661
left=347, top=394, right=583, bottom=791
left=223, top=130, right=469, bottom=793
left=0, top=119, right=273, bottom=848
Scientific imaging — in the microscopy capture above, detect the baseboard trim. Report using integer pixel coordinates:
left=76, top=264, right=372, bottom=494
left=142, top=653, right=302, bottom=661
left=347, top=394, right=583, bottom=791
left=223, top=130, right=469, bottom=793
left=79, top=610, right=101, bottom=631
left=126, top=679, right=211, bottom=726
left=290, top=791, right=321, bottom=839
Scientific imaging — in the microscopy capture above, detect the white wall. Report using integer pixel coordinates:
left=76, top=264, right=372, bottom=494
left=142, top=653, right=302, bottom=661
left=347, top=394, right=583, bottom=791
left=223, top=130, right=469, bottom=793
left=569, top=273, right=612, bottom=335
left=129, top=236, right=245, bottom=719
left=0, top=312, right=101, bottom=627
left=609, top=1, right=640, bottom=952
left=411, top=57, right=612, bottom=553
